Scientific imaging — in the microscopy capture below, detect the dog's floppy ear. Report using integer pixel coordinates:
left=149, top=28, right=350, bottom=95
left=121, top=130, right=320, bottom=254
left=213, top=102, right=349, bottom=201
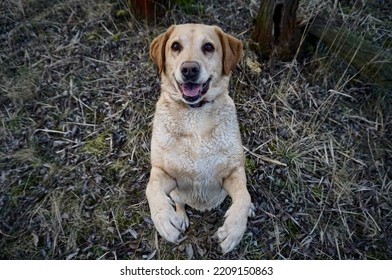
left=215, top=27, right=243, bottom=76
left=150, top=25, right=175, bottom=74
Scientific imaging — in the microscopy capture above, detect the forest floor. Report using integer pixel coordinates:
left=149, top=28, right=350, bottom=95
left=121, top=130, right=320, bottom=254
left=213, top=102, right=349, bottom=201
left=1, top=0, right=391, bottom=259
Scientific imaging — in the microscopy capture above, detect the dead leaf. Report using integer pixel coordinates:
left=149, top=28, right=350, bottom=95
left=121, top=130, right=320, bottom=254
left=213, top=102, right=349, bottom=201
left=32, top=232, right=39, bottom=247
left=185, top=244, right=194, bottom=260
left=246, top=57, right=262, bottom=74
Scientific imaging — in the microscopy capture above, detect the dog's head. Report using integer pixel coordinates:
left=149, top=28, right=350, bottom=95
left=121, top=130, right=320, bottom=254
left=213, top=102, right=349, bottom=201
left=150, top=24, right=243, bottom=107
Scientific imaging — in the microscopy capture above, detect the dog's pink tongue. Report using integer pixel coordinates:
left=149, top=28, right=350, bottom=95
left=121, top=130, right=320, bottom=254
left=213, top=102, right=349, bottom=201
left=181, top=83, right=202, bottom=97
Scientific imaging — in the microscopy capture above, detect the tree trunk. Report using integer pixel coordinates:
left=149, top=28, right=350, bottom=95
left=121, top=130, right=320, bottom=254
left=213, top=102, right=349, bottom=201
left=129, top=0, right=169, bottom=21
left=252, top=0, right=299, bottom=59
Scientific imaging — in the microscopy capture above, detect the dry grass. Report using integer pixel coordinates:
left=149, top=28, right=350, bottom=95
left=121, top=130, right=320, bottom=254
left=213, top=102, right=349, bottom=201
left=0, top=0, right=391, bottom=259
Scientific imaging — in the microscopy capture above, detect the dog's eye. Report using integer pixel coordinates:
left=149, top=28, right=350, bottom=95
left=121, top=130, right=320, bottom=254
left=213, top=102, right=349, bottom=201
left=171, top=42, right=181, bottom=51
left=203, top=43, right=214, bottom=53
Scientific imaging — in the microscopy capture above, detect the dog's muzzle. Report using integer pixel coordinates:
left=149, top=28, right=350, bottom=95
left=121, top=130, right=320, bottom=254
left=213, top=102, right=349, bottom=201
left=177, top=77, right=212, bottom=105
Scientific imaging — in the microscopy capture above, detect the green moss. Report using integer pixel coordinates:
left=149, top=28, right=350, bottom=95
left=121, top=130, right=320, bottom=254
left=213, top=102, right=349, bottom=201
left=245, top=157, right=257, bottom=172
left=286, top=219, right=301, bottom=237
left=108, top=159, right=127, bottom=172
left=82, top=132, right=108, bottom=156
left=85, top=31, right=103, bottom=41
left=7, top=117, right=22, bottom=131
left=115, top=9, right=129, bottom=17
left=311, top=184, right=323, bottom=200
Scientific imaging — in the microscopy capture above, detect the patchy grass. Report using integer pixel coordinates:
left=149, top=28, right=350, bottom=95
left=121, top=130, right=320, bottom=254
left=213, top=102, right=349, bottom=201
left=0, top=0, right=391, bottom=259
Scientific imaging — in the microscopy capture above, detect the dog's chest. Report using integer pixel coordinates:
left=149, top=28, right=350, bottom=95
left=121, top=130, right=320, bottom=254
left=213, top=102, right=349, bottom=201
left=169, top=132, right=231, bottom=178
left=154, top=107, right=239, bottom=180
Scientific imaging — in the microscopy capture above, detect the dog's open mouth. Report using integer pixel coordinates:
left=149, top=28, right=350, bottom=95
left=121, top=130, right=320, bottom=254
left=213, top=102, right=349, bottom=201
left=177, top=77, right=211, bottom=104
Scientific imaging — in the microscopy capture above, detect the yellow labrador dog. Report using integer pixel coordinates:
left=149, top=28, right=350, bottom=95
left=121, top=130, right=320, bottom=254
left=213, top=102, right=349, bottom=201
left=147, top=24, right=253, bottom=254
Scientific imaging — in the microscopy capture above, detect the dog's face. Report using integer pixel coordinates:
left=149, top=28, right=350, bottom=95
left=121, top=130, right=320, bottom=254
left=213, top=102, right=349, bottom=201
left=150, top=24, right=242, bottom=107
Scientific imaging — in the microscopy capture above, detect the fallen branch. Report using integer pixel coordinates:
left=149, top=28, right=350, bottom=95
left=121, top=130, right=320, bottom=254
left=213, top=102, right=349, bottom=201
left=308, top=17, right=392, bottom=89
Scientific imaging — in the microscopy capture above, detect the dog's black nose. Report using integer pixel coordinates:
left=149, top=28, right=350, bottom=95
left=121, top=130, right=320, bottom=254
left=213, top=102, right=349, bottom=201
left=181, top=61, right=200, bottom=81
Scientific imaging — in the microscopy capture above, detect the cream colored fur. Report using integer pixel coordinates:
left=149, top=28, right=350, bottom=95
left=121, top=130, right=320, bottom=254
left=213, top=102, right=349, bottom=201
left=146, top=24, right=253, bottom=254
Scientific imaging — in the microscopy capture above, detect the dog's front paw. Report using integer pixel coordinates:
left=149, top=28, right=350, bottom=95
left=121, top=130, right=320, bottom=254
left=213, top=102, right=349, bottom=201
left=151, top=208, right=187, bottom=243
left=176, top=209, right=189, bottom=232
left=215, top=214, right=247, bottom=254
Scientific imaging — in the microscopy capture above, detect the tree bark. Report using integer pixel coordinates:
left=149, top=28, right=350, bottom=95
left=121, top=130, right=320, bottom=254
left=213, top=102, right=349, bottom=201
left=129, top=0, right=169, bottom=21
left=252, top=0, right=299, bottom=59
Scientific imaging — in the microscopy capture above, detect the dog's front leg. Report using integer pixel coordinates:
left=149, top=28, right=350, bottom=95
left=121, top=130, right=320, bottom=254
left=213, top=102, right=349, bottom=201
left=146, top=166, right=186, bottom=243
left=217, top=166, right=254, bottom=254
